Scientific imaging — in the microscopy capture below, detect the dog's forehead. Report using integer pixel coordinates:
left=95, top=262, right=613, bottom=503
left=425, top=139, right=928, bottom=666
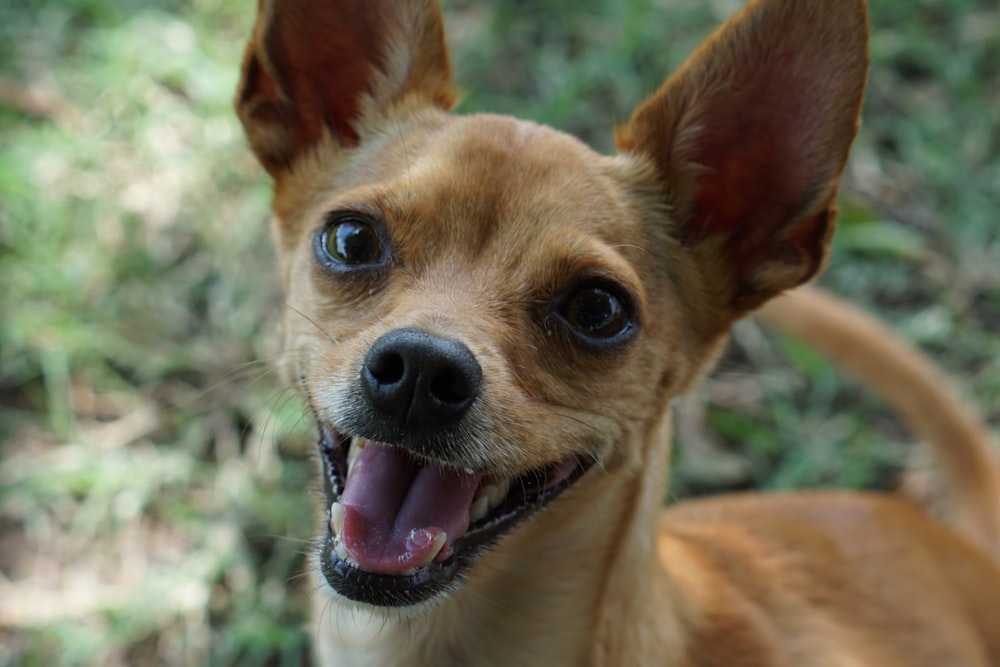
left=413, top=113, right=610, bottom=204
left=383, top=113, right=647, bottom=259
left=355, top=113, right=653, bottom=298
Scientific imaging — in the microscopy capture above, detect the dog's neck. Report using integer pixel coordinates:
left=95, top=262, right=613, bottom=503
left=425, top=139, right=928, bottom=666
left=311, top=411, right=686, bottom=667
left=589, top=412, right=690, bottom=667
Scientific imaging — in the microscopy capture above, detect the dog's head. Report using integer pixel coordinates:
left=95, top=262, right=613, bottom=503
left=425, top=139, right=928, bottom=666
left=235, top=0, right=867, bottom=608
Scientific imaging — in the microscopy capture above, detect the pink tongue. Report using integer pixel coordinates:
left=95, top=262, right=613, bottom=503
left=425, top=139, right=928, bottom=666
left=339, top=442, right=484, bottom=574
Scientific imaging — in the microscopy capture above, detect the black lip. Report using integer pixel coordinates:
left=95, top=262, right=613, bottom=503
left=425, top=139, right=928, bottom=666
left=316, top=428, right=592, bottom=607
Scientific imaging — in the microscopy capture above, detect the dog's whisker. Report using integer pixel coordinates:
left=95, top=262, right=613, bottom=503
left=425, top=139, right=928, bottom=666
left=608, top=242, right=652, bottom=255
left=282, top=300, right=339, bottom=346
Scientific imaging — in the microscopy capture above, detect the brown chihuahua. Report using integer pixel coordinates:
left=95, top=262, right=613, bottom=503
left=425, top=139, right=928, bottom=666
left=235, top=0, right=1000, bottom=664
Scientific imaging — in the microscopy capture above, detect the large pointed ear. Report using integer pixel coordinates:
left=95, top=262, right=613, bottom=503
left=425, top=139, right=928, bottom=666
left=616, top=0, right=868, bottom=316
left=235, top=0, right=455, bottom=178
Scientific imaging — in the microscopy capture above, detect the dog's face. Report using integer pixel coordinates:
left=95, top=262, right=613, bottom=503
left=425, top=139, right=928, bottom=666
left=271, top=110, right=700, bottom=606
left=236, top=0, right=867, bottom=609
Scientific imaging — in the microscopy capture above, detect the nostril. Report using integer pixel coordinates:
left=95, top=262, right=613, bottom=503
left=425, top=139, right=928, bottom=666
left=367, top=350, right=405, bottom=385
left=430, top=367, right=474, bottom=405
left=361, top=328, right=483, bottom=431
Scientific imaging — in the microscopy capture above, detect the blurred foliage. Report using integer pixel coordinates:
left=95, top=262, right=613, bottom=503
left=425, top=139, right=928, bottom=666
left=1, top=0, right=998, bottom=664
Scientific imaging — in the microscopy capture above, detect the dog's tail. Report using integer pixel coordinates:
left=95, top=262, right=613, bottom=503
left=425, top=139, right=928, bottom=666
left=757, top=285, right=1000, bottom=560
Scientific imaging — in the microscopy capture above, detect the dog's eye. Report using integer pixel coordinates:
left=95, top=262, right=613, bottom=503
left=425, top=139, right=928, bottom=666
left=320, top=215, right=383, bottom=266
left=561, top=285, right=632, bottom=341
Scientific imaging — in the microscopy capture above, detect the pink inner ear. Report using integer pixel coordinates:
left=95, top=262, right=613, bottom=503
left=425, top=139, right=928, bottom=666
left=691, top=150, right=761, bottom=236
left=618, top=1, right=866, bottom=235
left=236, top=0, right=456, bottom=173
left=266, top=11, right=384, bottom=149
left=313, top=56, right=370, bottom=147
left=687, top=109, right=836, bottom=302
left=686, top=79, right=825, bottom=241
left=614, top=0, right=867, bottom=312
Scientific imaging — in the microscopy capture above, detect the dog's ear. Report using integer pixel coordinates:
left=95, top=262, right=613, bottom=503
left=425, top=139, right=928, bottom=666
left=235, top=0, right=455, bottom=178
left=617, top=0, right=868, bottom=316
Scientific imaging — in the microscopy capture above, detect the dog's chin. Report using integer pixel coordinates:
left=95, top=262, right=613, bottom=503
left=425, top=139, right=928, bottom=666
left=315, top=425, right=594, bottom=608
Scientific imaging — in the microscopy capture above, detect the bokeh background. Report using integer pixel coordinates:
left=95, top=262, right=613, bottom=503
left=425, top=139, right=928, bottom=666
left=2, top=0, right=998, bottom=664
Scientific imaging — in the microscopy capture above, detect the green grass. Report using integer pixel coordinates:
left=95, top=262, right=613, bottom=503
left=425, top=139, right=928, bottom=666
left=2, top=0, right=998, bottom=664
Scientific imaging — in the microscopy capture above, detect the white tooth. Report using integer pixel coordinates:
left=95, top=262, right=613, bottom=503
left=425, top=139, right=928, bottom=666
left=497, top=478, right=512, bottom=502
left=334, top=539, right=350, bottom=562
left=479, top=485, right=500, bottom=509
left=485, top=478, right=511, bottom=509
left=330, top=501, right=345, bottom=536
left=416, top=531, right=448, bottom=567
left=463, top=467, right=474, bottom=475
left=470, top=495, right=489, bottom=522
left=473, top=476, right=513, bottom=511
left=347, top=439, right=365, bottom=475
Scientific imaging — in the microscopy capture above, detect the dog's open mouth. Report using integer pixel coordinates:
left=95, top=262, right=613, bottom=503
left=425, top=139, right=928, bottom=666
left=316, top=426, right=592, bottom=606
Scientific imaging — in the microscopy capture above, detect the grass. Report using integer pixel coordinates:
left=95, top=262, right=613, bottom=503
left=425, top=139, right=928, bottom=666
left=1, top=0, right=998, bottom=664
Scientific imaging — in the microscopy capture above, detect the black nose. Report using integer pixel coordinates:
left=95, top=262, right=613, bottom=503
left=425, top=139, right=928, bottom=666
left=361, top=328, right=483, bottom=431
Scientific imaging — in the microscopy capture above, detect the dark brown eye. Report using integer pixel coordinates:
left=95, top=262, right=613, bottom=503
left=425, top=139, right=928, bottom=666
left=562, top=285, right=632, bottom=341
left=316, top=214, right=383, bottom=267
left=321, top=215, right=383, bottom=266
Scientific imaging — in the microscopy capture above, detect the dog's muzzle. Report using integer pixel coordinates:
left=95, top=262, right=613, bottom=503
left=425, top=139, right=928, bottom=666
left=315, top=328, right=593, bottom=607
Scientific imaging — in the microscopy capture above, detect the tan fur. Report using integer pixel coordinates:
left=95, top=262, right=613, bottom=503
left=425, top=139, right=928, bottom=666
left=234, top=0, right=1000, bottom=665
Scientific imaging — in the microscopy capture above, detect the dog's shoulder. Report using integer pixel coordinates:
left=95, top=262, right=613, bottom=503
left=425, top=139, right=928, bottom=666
left=657, top=492, right=1000, bottom=666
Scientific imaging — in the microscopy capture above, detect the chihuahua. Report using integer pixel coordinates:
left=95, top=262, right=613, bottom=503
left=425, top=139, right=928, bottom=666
left=235, top=0, right=1000, bottom=664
